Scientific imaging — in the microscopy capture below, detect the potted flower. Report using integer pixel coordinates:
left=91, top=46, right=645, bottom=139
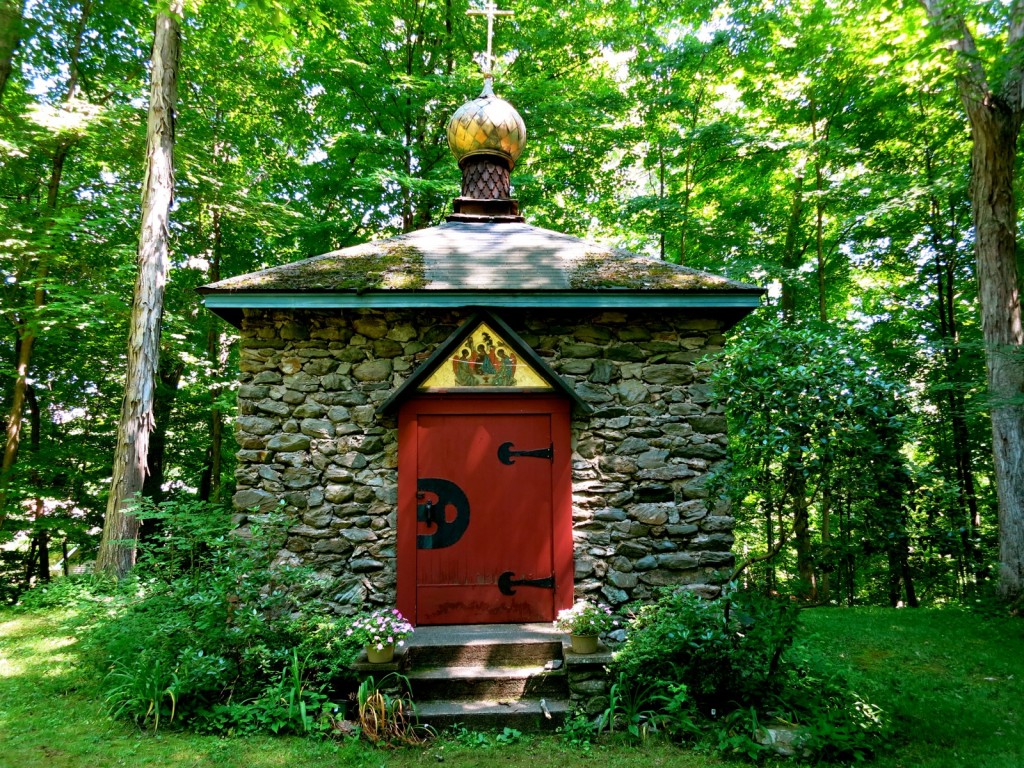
left=346, top=608, right=414, bottom=663
left=554, top=600, right=617, bottom=654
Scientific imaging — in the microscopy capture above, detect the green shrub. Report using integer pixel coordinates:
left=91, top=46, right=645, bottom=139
left=15, top=573, right=117, bottom=611
left=80, top=498, right=361, bottom=734
left=614, top=588, right=799, bottom=714
left=611, top=588, right=888, bottom=761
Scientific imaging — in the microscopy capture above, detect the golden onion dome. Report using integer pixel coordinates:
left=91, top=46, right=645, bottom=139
left=446, top=79, right=526, bottom=169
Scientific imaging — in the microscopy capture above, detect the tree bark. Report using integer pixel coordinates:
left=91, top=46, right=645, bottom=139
left=971, top=107, right=1024, bottom=600
left=207, top=207, right=224, bottom=502
left=0, top=0, right=23, bottom=106
left=786, top=450, right=817, bottom=599
left=921, top=0, right=1024, bottom=602
left=96, top=1, right=182, bottom=577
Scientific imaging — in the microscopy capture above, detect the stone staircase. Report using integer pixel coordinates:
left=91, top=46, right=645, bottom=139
left=353, top=623, right=573, bottom=732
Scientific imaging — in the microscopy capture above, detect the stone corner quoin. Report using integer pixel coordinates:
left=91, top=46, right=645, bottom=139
left=231, top=307, right=736, bottom=615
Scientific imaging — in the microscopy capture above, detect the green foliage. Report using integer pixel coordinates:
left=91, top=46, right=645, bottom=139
left=712, top=318, right=936, bottom=604
left=556, top=711, right=597, bottom=753
left=0, top=0, right=1003, bottom=617
left=611, top=589, right=888, bottom=760
left=79, top=499, right=358, bottom=735
left=103, top=656, right=178, bottom=731
left=596, top=673, right=671, bottom=743
left=449, top=725, right=524, bottom=748
left=615, top=589, right=800, bottom=714
left=14, top=573, right=116, bottom=611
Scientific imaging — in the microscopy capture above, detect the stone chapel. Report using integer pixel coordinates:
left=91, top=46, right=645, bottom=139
left=199, top=63, right=763, bottom=626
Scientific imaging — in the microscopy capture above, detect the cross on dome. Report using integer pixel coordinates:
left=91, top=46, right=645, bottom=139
left=467, top=1, right=513, bottom=79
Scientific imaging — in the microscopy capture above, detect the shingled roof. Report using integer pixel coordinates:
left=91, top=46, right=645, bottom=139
left=198, top=221, right=764, bottom=326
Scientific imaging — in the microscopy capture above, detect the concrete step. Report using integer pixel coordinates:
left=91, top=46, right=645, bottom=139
left=406, top=640, right=562, bottom=668
left=408, top=664, right=566, bottom=701
left=414, top=697, right=569, bottom=732
left=404, top=622, right=565, bottom=668
left=353, top=623, right=573, bottom=732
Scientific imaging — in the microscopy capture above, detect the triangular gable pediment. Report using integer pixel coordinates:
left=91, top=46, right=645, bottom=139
left=377, top=311, right=591, bottom=415
left=419, top=319, right=550, bottom=391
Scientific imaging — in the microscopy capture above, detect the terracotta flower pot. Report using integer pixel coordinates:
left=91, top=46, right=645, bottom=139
left=570, top=634, right=599, bottom=654
left=366, top=644, right=395, bottom=664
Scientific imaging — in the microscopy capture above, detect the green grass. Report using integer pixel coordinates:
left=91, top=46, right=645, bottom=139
left=799, top=607, right=1024, bottom=768
left=1, top=605, right=1022, bottom=767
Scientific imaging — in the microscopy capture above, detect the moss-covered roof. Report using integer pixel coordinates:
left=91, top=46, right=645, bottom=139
left=199, top=221, right=761, bottom=295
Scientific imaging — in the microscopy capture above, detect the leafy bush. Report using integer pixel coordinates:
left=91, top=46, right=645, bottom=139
left=80, top=498, right=361, bottom=734
left=15, top=573, right=116, bottom=611
left=614, top=588, right=799, bottom=714
left=611, top=588, right=888, bottom=760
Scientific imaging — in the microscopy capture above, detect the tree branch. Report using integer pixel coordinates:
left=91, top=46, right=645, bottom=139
left=919, top=0, right=991, bottom=108
left=730, top=524, right=789, bottom=584
left=1005, top=0, right=1024, bottom=110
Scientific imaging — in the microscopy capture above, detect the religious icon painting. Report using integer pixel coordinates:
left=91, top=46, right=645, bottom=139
left=418, top=320, right=551, bottom=391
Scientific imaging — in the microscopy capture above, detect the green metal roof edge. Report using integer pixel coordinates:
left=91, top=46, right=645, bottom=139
left=201, top=290, right=764, bottom=311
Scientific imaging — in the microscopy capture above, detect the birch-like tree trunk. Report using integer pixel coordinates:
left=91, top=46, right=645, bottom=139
left=96, top=1, right=182, bottom=577
left=921, top=0, right=1024, bottom=602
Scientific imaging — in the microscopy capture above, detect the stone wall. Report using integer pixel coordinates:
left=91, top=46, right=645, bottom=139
left=231, top=308, right=735, bottom=614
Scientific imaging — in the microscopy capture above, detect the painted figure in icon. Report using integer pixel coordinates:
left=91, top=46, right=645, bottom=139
left=493, top=347, right=518, bottom=385
left=449, top=331, right=517, bottom=386
left=452, top=347, right=478, bottom=385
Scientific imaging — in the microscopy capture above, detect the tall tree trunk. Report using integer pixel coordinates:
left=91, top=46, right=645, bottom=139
left=207, top=207, right=224, bottom=502
left=0, top=0, right=24, bottom=106
left=921, top=0, right=1024, bottom=604
left=787, top=450, right=816, bottom=599
left=24, top=383, right=48, bottom=582
left=140, top=359, right=182, bottom=507
left=811, top=101, right=829, bottom=323
left=820, top=474, right=832, bottom=602
left=780, top=166, right=806, bottom=322
left=658, top=141, right=666, bottom=262
left=96, top=2, right=182, bottom=577
left=972, top=107, right=1024, bottom=601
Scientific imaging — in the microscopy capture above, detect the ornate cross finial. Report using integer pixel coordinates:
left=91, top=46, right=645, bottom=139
left=467, top=1, right=513, bottom=79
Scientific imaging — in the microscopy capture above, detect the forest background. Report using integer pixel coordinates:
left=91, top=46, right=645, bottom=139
left=0, top=0, right=1019, bottom=608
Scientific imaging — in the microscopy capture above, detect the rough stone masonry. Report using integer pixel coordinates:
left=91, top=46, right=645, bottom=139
left=231, top=307, right=735, bottom=614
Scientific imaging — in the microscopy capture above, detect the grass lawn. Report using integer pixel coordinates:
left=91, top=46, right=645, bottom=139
left=800, top=607, right=1024, bottom=768
left=1, top=605, right=1022, bottom=767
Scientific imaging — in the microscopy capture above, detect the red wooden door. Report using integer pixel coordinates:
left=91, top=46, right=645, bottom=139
left=398, top=396, right=572, bottom=625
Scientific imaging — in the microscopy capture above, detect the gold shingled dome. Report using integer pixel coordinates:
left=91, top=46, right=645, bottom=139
left=446, top=79, right=526, bottom=169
